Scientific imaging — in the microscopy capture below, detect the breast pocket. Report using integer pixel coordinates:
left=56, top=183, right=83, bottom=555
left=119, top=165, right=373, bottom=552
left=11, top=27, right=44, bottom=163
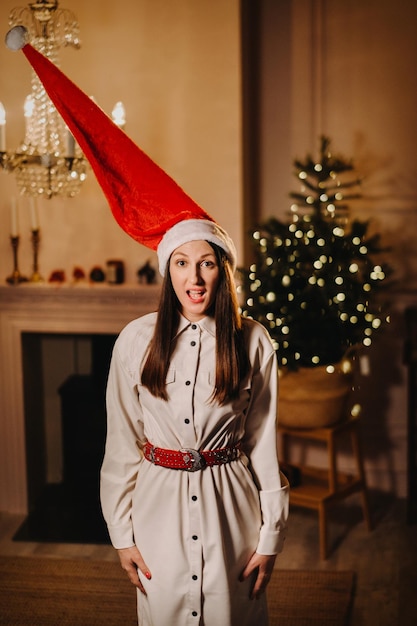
left=165, top=368, right=176, bottom=385
left=138, top=367, right=176, bottom=395
left=138, top=368, right=176, bottom=389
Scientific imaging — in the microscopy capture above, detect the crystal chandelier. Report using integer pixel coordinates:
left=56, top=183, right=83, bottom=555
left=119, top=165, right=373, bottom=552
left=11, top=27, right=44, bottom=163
left=0, top=1, right=88, bottom=199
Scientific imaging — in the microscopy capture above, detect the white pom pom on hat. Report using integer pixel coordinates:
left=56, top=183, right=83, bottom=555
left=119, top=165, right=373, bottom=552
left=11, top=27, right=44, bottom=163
left=5, top=25, right=28, bottom=51
left=5, top=27, right=237, bottom=277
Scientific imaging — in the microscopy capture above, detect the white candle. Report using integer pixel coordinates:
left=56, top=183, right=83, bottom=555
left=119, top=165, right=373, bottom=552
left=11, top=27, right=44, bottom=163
left=23, top=95, right=34, bottom=143
left=11, top=198, right=18, bottom=237
left=0, top=102, right=6, bottom=152
left=111, top=101, right=126, bottom=129
left=30, top=197, right=39, bottom=231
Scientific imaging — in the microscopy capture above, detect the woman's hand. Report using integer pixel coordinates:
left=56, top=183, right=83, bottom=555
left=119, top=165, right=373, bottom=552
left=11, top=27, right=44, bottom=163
left=240, top=552, right=277, bottom=599
left=117, top=545, right=152, bottom=595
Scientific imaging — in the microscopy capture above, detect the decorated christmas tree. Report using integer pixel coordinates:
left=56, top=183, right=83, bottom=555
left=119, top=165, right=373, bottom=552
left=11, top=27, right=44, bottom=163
left=239, top=136, right=391, bottom=371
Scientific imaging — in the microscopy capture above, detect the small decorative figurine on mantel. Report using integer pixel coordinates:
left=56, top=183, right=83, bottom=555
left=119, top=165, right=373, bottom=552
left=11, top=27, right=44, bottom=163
left=48, top=269, right=66, bottom=283
left=137, top=260, right=156, bottom=285
left=89, top=266, right=106, bottom=283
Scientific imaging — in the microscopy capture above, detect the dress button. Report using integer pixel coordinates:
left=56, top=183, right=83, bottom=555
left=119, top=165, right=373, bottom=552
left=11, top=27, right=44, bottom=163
left=192, top=535, right=198, bottom=541
left=192, top=575, right=198, bottom=580
left=184, top=418, right=190, bottom=424
left=185, top=380, right=191, bottom=386
left=191, top=324, right=197, bottom=330
left=192, top=611, right=198, bottom=617
left=190, top=341, right=196, bottom=346
left=191, top=495, right=197, bottom=501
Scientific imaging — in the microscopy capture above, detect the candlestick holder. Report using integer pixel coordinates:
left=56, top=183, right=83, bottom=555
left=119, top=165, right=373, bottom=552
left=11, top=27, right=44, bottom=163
left=6, top=236, right=28, bottom=285
left=30, top=229, right=44, bottom=283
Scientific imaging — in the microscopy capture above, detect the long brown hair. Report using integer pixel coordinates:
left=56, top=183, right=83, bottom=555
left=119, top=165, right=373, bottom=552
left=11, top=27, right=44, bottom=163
left=141, top=243, right=249, bottom=404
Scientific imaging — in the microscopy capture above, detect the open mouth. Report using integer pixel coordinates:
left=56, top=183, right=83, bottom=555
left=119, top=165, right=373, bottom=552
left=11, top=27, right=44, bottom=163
left=187, top=289, right=206, bottom=302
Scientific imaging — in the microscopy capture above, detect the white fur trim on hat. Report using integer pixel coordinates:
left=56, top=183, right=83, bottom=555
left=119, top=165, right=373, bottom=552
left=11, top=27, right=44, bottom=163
left=157, top=219, right=237, bottom=276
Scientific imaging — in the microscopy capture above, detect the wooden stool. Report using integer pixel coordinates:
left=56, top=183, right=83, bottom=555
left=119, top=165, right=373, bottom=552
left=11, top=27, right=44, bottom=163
left=278, top=415, right=373, bottom=559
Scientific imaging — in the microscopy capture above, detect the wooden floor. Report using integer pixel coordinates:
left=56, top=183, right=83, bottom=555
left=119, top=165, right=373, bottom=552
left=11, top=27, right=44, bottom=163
left=1, top=490, right=416, bottom=626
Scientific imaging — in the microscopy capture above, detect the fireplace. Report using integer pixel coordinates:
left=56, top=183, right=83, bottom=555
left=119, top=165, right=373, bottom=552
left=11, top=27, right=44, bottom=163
left=0, top=283, right=160, bottom=515
left=13, top=332, right=118, bottom=543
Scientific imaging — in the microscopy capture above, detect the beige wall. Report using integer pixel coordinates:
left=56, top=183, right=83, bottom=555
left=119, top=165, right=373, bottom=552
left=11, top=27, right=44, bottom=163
left=0, top=0, right=243, bottom=284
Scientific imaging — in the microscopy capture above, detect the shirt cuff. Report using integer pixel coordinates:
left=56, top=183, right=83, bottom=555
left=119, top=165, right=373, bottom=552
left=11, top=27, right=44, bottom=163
left=256, top=473, right=290, bottom=555
left=106, top=522, right=135, bottom=550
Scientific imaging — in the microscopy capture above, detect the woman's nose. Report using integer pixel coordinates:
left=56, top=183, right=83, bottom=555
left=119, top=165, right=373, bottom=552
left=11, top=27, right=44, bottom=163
left=190, top=265, right=203, bottom=284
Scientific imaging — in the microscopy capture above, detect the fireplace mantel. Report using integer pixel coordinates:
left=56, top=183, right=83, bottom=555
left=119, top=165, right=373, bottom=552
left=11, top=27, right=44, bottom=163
left=0, top=283, right=160, bottom=514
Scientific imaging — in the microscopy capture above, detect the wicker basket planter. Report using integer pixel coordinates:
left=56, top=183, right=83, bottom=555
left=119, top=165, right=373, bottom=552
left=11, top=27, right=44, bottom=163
left=278, top=363, right=353, bottom=429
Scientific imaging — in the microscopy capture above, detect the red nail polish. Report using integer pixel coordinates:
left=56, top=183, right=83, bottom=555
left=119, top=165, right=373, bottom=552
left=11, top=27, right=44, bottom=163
left=145, top=571, right=151, bottom=580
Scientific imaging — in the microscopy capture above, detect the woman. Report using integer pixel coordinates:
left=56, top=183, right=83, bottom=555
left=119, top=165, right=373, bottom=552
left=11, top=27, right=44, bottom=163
left=100, top=220, right=289, bottom=626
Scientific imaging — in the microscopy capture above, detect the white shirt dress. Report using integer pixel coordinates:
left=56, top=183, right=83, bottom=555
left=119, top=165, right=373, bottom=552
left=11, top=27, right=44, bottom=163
left=100, top=312, right=289, bottom=626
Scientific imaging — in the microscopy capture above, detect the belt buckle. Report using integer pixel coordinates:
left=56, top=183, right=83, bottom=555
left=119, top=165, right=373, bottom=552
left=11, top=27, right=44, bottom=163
left=180, top=448, right=206, bottom=472
left=147, top=445, right=156, bottom=463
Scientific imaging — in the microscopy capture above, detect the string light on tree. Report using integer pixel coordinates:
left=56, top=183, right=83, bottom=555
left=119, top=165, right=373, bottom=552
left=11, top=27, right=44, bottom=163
left=239, top=136, right=392, bottom=371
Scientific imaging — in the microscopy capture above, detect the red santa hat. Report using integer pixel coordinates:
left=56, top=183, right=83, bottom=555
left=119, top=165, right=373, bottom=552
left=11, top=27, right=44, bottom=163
left=5, top=26, right=236, bottom=276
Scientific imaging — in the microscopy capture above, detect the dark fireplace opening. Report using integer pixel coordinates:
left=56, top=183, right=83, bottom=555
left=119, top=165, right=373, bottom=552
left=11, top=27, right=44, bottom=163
left=14, top=333, right=117, bottom=544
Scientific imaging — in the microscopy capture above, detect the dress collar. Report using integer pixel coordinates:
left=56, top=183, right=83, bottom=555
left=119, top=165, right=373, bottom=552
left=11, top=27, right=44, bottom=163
left=176, top=314, right=216, bottom=338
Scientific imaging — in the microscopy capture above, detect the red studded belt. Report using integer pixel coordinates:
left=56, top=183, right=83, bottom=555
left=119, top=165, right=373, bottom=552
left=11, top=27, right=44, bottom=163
left=143, top=441, right=240, bottom=472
